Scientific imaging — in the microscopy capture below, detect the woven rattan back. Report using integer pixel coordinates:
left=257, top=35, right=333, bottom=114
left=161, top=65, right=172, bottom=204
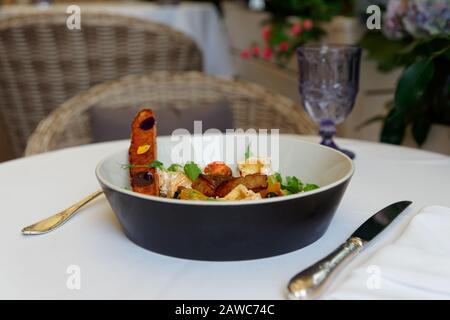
left=25, top=72, right=317, bottom=155
left=0, top=11, right=202, bottom=156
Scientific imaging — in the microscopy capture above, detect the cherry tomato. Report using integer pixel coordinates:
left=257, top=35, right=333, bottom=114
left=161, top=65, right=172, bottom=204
left=204, top=161, right=232, bottom=176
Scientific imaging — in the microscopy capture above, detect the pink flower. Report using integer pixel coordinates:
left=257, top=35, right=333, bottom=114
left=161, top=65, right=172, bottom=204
left=291, top=22, right=302, bottom=35
left=251, top=46, right=261, bottom=57
left=262, top=25, right=272, bottom=42
left=262, top=47, right=273, bottom=60
left=278, top=41, right=289, bottom=52
left=240, top=48, right=250, bottom=59
left=303, top=19, right=314, bottom=30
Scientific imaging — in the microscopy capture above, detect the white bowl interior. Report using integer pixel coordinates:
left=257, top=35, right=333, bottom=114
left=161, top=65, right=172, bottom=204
left=97, top=134, right=353, bottom=202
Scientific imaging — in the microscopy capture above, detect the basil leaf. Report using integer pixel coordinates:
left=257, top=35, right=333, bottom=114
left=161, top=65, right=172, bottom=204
left=184, top=162, right=202, bottom=181
left=273, top=172, right=282, bottom=183
left=303, top=184, right=319, bottom=192
left=283, top=176, right=303, bottom=194
left=167, top=163, right=183, bottom=172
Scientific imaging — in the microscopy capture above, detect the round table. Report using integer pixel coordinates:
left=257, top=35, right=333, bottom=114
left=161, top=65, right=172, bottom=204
left=1, top=136, right=449, bottom=299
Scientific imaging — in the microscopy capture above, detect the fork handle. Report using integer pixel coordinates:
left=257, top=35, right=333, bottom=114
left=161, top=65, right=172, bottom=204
left=21, top=190, right=104, bottom=235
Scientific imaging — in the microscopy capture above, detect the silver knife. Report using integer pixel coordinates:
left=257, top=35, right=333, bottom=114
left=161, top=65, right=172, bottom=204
left=287, top=201, right=412, bottom=300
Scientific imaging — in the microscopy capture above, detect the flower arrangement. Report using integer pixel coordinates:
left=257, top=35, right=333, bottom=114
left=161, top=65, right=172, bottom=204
left=359, top=0, right=450, bottom=145
left=241, top=0, right=354, bottom=66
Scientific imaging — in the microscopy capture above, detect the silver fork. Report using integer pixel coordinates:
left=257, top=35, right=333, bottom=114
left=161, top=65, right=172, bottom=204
left=21, top=190, right=104, bottom=235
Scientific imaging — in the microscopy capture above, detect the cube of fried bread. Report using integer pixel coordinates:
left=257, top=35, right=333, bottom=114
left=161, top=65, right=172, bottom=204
left=215, top=174, right=268, bottom=198
left=221, top=184, right=262, bottom=201
left=238, top=157, right=273, bottom=177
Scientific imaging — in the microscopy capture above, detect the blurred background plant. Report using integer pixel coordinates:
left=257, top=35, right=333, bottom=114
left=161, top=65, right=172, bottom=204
left=241, top=0, right=355, bottom=65
left=358, top=0, right=450, bottom=146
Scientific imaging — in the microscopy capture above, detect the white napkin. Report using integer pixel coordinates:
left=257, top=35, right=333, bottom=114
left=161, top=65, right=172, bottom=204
left=328, top=206, right=450, bottom=300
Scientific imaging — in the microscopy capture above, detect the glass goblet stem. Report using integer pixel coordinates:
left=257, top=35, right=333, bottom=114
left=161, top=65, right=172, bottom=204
left=319, top=119, right=337, bottom=148
left=319, top=119, right=355, bottom=159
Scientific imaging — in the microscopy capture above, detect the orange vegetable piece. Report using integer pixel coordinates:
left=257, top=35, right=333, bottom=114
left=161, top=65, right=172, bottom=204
left=260, top=182, right=282, bottom=198
left=204, top=161, right=232, bottom=176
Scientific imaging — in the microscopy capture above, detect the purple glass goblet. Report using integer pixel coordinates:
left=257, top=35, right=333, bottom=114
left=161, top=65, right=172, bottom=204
left=297, top=44, right=362, bottom=159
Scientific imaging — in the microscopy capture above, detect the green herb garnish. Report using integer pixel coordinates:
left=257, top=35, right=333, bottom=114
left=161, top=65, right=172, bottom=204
left=149, top=160, right=165, bottom=171
left=245, top=143, right=252, bottom=160
left=167, top=163, right=183, bottom=172
left=303, top=184, right=319, bottom=192
left=273, top=174, right=319, bottom=194
left=184, top=161, right=202, bottom=181
left=283, top=176, right=303, bottom=194
left=267, top=175, right=278, bottom=186
left=268, top=172, right=282, bottom=186
left=122, top=160, right=166, bottom=171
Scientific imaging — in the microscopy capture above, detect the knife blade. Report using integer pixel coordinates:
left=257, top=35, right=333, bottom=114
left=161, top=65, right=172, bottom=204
left=287, top=201, right=412, bottom=300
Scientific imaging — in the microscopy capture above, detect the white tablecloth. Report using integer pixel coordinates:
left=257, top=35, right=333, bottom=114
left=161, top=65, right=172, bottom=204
left=1, top=136, right=449, bottom=299
left=330, top=206, right=450, bottom=299
left=0, top=2, right=234, bottom=77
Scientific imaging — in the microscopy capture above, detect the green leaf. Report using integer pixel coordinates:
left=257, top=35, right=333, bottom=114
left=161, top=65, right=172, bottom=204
left=398, top=40, right=421, bottom=55
left=282, top=176, right=303, bottom=194
left=358, top=32, right=414, bottom=71
left=268, top=172, right=283, bottom=186
left=274, top=172, right=282, bottom=183
left=303, top=184, right=319, bottom=192
left=380, top=108, right=407, bottom=145
left=395, top=59, right=435, bottom=115
left=267, top=175, right=278, bottom=186
left=412, top=113, right=432, bottom=146
left=184, top=162, right=202, bottom=181
left=245, top=143, right=252, bottom=160
left=414, top=36, right=450, bottom=58
left=167, top=163, right=183, bottom=172
left=149, top=160, right=165, bottom=171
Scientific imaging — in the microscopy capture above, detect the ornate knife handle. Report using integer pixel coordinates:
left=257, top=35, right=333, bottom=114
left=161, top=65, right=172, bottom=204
left=287, top=237, right=364, bottom=300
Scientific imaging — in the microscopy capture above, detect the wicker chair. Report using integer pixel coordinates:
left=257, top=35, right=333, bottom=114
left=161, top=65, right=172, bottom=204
left=0, top=11, right=202, bottom=157
left=25, top=72, right=316, bottom=155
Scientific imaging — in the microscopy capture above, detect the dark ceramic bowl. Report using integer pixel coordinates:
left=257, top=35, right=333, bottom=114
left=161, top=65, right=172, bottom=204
left=96, top=134, right=354, bottom=261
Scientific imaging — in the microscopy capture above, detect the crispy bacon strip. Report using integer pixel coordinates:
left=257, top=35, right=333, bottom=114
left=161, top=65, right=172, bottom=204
left=129, top=109, right=159, bottom=196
